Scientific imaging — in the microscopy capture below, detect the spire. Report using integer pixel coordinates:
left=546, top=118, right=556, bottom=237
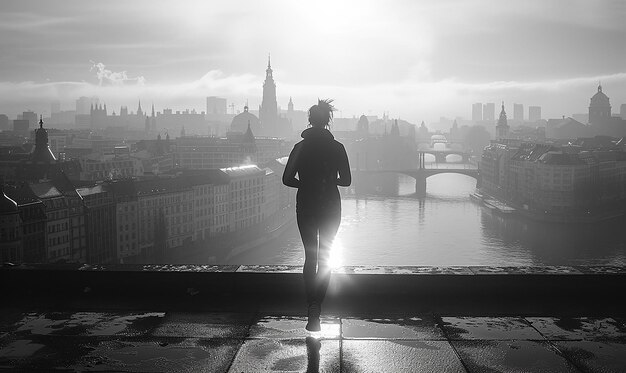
left=268, top=53, right=271, bottom=69
left=151, top=103, right=155, bottom=117
left=598, top=81, right=602, bottom=93
left=39, top=115, right=43, bottom=129
left=137, top=99, right=143, bottom=116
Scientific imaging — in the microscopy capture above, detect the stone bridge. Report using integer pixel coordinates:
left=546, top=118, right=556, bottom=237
left=358, top=167, right=480, bottom=197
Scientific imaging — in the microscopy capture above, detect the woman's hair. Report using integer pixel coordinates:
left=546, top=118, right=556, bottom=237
left=308, top=98, right=335, bottom=128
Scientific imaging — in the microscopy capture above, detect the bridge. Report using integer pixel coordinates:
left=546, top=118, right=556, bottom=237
left=356, top=153, right=479, bottom=197
left=417, top=148, right=472, bottom=163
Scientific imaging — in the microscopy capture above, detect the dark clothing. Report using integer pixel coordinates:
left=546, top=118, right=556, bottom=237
left=283, top=127, right=351, bottom=216
left=298, top=211, right=340, bottom=304
left=283, top=126, right=351, bottom=307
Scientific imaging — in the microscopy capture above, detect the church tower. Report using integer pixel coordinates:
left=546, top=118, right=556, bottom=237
left=589, top=83, right=611, bottom=126
left=31, top=116, right=56, bottom=163
left=496, top=102, right=509, bottom=141
left=260, top=54, right=278, bottom=135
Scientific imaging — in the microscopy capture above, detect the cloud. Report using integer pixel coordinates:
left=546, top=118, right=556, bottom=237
left=90, top=62, right=146, bottom=86
left=1, top=69, right=625, bottom=122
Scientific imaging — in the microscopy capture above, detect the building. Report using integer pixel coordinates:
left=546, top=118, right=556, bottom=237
left=495, top=103, right=509, bottom=140
left=4, top=184, right=46, bottom=263
left=207, top=97, right=227, bottom=115
left=589, top=84, right=611, bottom=126
left=175, top=134, right=284, bottom=170
left=107, top=180, right=140, bottom=263
left=230, top=105, right=261, bottom=134
left=221, top=165, right=265, bottom=232
left=483, top=103, right=495, bottom=122
left=0, top=186, right=22, bottom=263
left=621, top=104, right=626, bottom=120
left=77, top=185, right=116, bottom=264
left=480, top=139, right=626, bottom=215
left=135, top=178, right=194, bottom=260
left=30, top=181, right=71, bottom=262
left=0, top=114, right=9, bottom=131
left=528, top=106, right=542, bottom=122
left=472, top=103, right=483, bottom=122
left=513, top=103, right=524, bottom=122
left=18, top=111, right=38, bottom=130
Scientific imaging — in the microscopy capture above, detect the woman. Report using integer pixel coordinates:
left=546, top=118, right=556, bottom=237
left=283, top=99, right=351, bottom=331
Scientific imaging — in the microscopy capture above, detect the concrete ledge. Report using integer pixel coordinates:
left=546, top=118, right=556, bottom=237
left=3, top=264, right=625, bottom=307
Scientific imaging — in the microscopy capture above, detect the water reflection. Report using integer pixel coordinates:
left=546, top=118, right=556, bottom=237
left=224, top=173, right=626, bottom=267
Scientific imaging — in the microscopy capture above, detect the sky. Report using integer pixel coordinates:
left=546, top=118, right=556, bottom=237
left=1, top=0, right=625, bottom=123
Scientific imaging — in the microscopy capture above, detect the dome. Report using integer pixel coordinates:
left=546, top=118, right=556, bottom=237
left=0, top=188, right=18, bottom=215
left=230, top=106, right=260, bottom=134
left=590, top=85, right=610, bottom=107
left=30, top=117, right=57, bottom=163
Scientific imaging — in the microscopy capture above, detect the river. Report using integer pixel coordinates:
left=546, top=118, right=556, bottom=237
left=222, top=169, right=626, bottom=267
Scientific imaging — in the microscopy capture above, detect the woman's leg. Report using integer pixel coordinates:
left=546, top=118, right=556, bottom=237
left=316, top=210, right=341, bottom=304
left=297, top=213, right=319, bottom=306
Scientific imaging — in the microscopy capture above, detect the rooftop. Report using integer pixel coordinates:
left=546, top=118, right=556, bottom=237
left=1, top=264, right=625, bottom=371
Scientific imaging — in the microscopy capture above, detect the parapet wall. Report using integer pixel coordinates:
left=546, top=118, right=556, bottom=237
left=3, top=264, right=625, bottom=314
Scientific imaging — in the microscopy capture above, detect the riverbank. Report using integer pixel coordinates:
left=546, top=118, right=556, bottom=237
left=470, top=191, right=625, bottom=223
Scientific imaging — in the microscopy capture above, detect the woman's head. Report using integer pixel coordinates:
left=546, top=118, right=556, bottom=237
left=308, top=99, right=335, bottom=128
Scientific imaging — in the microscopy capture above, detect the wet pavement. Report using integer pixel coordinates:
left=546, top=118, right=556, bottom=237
left=1, top=309, right=625, bottom=372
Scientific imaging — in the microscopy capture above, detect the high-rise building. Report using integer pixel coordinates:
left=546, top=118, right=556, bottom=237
left=51, top=101, right=61, bottom=115
left=76, top=96, right=96, bottom=115
left=20, top=111, right=38, bottom=129
left=483, top=103, right=495, bottom=121
left=206, top=96, right=227, bottom=115
left=621, top=104, right=626, bottom=120
left=513, top=103, right=524, bottom=121
left=0, top=114, right=8, bottom=130
left=529, top=106, right=542, bottom=122
left=472, top=103, right=483, bottom=122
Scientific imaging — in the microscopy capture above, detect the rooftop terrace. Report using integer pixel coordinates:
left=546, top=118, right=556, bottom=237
left=2, top=264, right=625, bottom=372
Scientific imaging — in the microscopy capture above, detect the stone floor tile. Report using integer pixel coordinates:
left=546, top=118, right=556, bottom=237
left=151, top=312, right=252, bottom=338
left=555, top=341, right=626, bottom=373
left=527, top=317, right=626, bottom=341
left=228, top=338, right=339, bottom=372
left=249, top=316, right=340, bottom=339
left=441, top=317, right=544, bottom=340
left=12, top=311, right=165, bottom=337
left=342, top=340, right=465, bottom=373
left=71, top=337, right=241, bottom=372
left=0, top=336, right=100, bottom=370
left=342, top=316, right=445, bottom=340
left=451, top=340, right=580, bottom=373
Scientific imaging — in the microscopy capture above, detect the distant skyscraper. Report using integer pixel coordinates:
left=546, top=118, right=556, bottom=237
left=483, top=103, right=495, bottom=121
left=472, top=103, right=483, bottom=122
left=21, top=111, right=38, bottom=129
left=529, top=106, right=541, bottom=122
left=513, top=103, right=524, bottom=121
left=76, top=96, right=96, bottom=115
left=51, top=101, right=61, bottom=115
left=621, top=104, right=626, bottom=120
left=206, top=96, right=227, bottom=115
left=288, top=97, right=294, bottom=112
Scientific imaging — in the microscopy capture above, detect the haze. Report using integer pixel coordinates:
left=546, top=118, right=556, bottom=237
left=1, top=0, right=625, bottom=122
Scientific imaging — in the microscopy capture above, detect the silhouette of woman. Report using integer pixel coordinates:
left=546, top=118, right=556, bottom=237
left=283, top=99, right=351, bottom=331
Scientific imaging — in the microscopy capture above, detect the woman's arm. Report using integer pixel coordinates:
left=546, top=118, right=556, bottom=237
left=336, top=144, right=352, bottom=187
left=282, top=145, right=301, bottom=188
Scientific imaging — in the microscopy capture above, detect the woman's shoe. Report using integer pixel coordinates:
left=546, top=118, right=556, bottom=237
left=306, top=316, right=321, bottom=332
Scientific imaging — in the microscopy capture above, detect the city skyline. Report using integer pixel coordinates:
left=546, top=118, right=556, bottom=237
left=1, top=0, right=626, bottom=122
